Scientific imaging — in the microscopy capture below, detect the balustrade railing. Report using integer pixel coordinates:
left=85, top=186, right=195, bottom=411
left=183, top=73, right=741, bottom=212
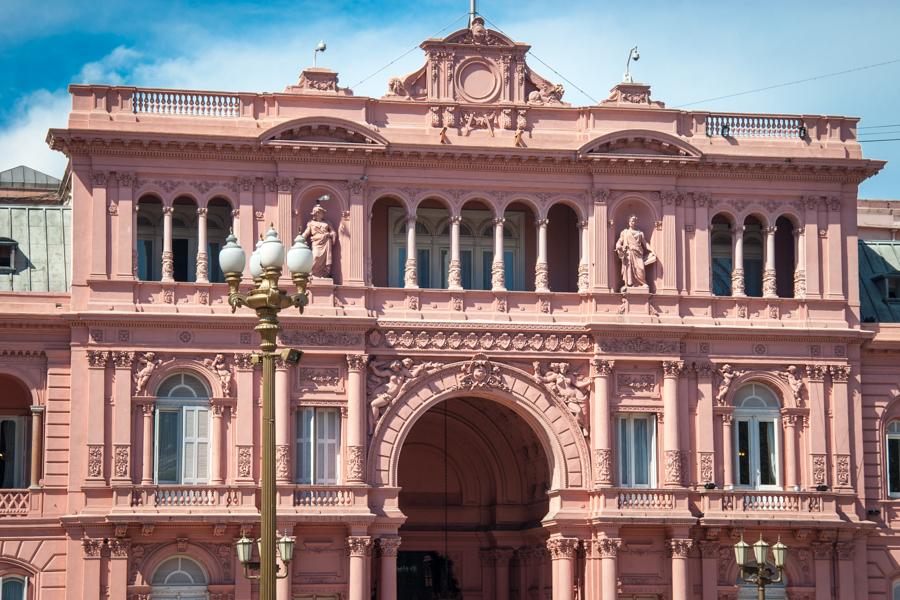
left=133, top=90, right=241, bottom=117
left=711, top=490, right=825, bottom=514
left=131, top=485, right=241, bottom=508
left=616, top=490, right=675, bottom=510
left=706, top=114, right=804, bottom=139
left=294, top=486, right=356, bottom=508
left=0, top=490, right=29, bottom=515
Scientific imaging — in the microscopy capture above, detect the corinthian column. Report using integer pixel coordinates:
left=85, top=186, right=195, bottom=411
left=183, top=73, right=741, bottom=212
left=141, top=402, right=155, bottom=484
left=448, top=216, right=463, bottom=290
left=794, top=227, right=807, bottom=298
left=379, top=537, right=401, bottom=600
left=669, top=538, right=693, bottom=600
left=196, top=207, right=209, bottom=283
left=597, top=537, right=621, bottom=600
left=348, top=536, right=373, bottom=600
left=491, top=217, right=506, bottom=291
left=578, top=219, right=590, bottom=293
left=731, top=225, right=745, bottom=296
left=161, top=205, right=174, bottom=282
left=591, top=359, right=614, bottom=487
left=29, top=405, right=44, bottom=488
left=535, top=218, right=549, bottom=293
left=662, top=361, right=685, bottom=487
left=763, top=225, right=777, bottom=298
left=346, top=354, right=368, bottom=483
left=404, top=216, right=418, bottom=289
left=547, top=537, right=578, bottom=600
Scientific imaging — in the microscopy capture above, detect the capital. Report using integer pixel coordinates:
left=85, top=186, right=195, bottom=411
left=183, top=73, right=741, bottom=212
left=347, top=536, right=373, bottom=557
left=829, top=364, right=851, bottom=382
left=595, top=537, right=621, bottom=558
left=379, top=537, right=401, bottom=557
left=492, top=217, right=506, bottom=227
left=668, top=538, right=693, bottom=558
left=546, top=537, right=579, bottom=560
left=662, top=360, right=685, bottom=378
left=590, top=358, right=614, bottom=376
left=346, top=354, right=369, bottom=372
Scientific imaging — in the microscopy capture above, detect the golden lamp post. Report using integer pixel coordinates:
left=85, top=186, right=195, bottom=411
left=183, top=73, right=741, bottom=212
left=219, top=225, right=314, bottom=600
left=733, top=534, right=788, bottom=600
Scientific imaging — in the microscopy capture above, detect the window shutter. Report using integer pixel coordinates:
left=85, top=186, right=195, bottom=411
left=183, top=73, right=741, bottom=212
left=182, top=407, right=210, bottom=484
left=297, top=408, right=313, bottom=484
left=318, top=409, right=340, bottom=484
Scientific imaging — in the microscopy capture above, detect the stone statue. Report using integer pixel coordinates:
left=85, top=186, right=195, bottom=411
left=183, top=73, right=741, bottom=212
left=368, top=358, right=440, bottom=433
left=386, top=77, right=407, bottom=97
left=783, top=365, right=805, bottom=406
left=133, top=352, right=172, bottom=395
left=533, top=361, right=591, bottom=435
left=301, top=203, right=338, bottom=278
left=715, top=364, right=743, bottom=406
left=615, top=215, right=656, bottom=291
left=203, top=353, right=233, bottom=397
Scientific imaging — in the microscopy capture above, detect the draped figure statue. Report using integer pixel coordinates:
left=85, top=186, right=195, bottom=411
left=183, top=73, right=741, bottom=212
left=615, top=215, right=656, bottom=291
left=301, top=204, right=338, bottom=278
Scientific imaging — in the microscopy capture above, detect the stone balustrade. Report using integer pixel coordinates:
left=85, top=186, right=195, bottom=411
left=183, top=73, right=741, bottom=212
left=701, top=489, right=836, bottom=518
left=126, top=485, right=247, bottom=510
left=0, top=490, right=30, bottom=516
left=705, top=113, right=805, bottom=139
left=133, top=89, right=241, bottom=117
left=293, top=486, right=356, bottom=508
left=616, top=490, right=676, bottom=510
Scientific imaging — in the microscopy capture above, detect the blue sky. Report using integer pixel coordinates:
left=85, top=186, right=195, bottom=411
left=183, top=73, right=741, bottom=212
left=2, top=0, right=899, bottom=198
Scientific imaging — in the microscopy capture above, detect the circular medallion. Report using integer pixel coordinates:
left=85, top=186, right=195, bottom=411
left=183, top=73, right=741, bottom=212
left=457, top=60, right=499, bottom=103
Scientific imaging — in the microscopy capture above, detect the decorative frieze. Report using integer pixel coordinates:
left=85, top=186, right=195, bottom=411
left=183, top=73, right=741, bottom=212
left=598, top=338, right=683, bottom=354
left=616, top=373, right=656, bottom=396
left=368, top=328, right=593, bottom=353
left=279, top=330, right=363, bottom=347
left=298, top=367, right=344, bottom=392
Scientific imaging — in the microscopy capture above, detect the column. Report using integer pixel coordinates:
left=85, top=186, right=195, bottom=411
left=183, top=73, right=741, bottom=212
left=491, top=217, right=506, bottom=291
left=111, top=352, right=134, bottom=484
left=693, top=194, right=711, bottom=294
left=348, top=536, right=373, bottom=600
left=234, top=354, right=255, bottom=482
left=804, top=197, right=821, bottom=297
left=346, top=355, right=368, bottom=483
left=721, top=414, right=734, bottom=489
left=836, top=541, right=855, bottom=600
left=141, top=402, right=155, bottom=484
left=29, top=405, right=44, bottom=488
left=597, top=537, right=620, bottom=600
left=161, top=204, right=174, bottom=282
left=577, top=219, right=590, bottom=293
left=116, top=172, right=135, bottom=279
left=807, top=366, right=829, bottom=489
left=784, top=414, right=799, bottom=491
left=277, top=178, right=294, bottom=252
left=210, top=401, right=225, bottom=485
left=277, top=550, right=293, bottom=600
left=480, top=550, right=495, bottom=600
left=831, top=366, right=852, bottom=489
left=535, top=218, right=549, bottom=293
left=794, top=227, right=807, bottom=298
left=669, top=539, right=692, bottom=600
left=81, top=538, right=103, bottom=599
left=662, top=361, right=685, bottom=487
left=763, top=225, right=777, bottom=298
left=516, top=550, right=530, bottom=600
left=592, top=190, right=610, bottom=292
left=404, top=215, right=418, bottom=289
left=108, top=538, right=130, bottom=600
left=547, top=537, right=578, bottom=600
left=346, top=180, right=367, bottom=286
left=196, top=207, right=209, bottom=283
left=812, top=542, right=835, bottom=600
left=591, top=359, right=614, bottom=487
left=494, top=549, right=513, bottom=600
left=86, top=351, right=108, bottom=482
left=238, top=178, right=255, bottom=280
left=731, top=225, right=745, bottom=296
left=660, top=191, right=677, bottom=292
left=448, top=216, right=463, bottom=290
left=275, top=360, right=291, bottom=484
left=826, top=197, right=843, bottom=299
left=854, top=535, right=869, bottom=600
left=698, top=540, right=718, bottom=600
left=90, top=172, right=108, bottom=277
left=695, top=364, right=715, bottom=485
left=379, top=537, right=401, bottom=600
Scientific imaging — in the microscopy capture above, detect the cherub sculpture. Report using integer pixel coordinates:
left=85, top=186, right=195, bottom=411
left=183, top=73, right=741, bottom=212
left=203, top=353, right=233, bottom=396
left=133, top=352, right=172, bottom=395
left=367, top=358, right=440, bottom=433
left=715, top=364, right=744, bottom=406
left=783, top=365, right=805, bottom=407
left=533, top=361, right=591, bottom=435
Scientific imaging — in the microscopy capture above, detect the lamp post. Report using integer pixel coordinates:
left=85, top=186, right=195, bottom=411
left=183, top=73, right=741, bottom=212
left=734, top=534, right=788, bottom=600
left=220, top=225, right=313, bottom=600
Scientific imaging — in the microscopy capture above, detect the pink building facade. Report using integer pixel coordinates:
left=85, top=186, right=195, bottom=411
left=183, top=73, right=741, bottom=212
left=1, top=17, right=899, bottom=600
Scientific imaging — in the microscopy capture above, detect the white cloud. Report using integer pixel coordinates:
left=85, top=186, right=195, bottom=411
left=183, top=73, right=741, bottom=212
left=76, top=46, right=143, bottom=86
left=0, top=90, right=69, bottom=177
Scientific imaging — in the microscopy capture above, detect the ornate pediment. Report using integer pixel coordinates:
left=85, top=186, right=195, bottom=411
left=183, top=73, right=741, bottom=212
left=382, top=16, right=568, bottom=107
left=260, top=117, right=388, bottom=147
left=579, top=130, right=702, bottom=158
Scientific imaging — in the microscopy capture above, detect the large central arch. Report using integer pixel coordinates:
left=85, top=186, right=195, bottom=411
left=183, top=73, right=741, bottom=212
left=367, top=355, right=591, bottom=490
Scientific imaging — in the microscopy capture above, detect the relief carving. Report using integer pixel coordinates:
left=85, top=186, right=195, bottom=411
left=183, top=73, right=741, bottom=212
left=87, top=350, right=110, bottom=369
left=347, top=445, right=365, bottom=482
left=275, top=445, right=290, bottom=479
left=715, top=364, right=744, bottom=406
left=237, top=446, right=253, bottom=478
left=298, top=367, right=344, bottom=392
left=133, top=352, right=173, bottom=396
left=835, top=454, right=850, bottom=487
left=781, top=365, right=806, bottom=407
left=457, top=354, right=507, bottom=391
left=113, top=445, right=130, bottom=479
left=594, top=448, right=612, bottom=485
left=87, top=445, right=103, bottom=478
left=664, top=450, right=685, bottom=486
left=811, top=454, right=827, bottom=485
left=699, top=452, right=714, bottom=483
left=368, top=358, right=442, bottom=433
left=616, top=373, right=656, bottom=396
left=533, top=361, right=591, bottom=435
left=203, top=353, right=233, bottom=397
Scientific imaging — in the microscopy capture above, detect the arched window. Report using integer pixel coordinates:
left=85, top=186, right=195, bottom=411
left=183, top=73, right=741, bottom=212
left=711, top=214, right=733, bottom=296
left=886, top=421, right=900, bottom=498
left=733, top=384, right=781, bottom=489
left=155, top=374, right=210, bottom=485
left=0, top=575, right=27, bottom=600
left=151, top=556, right=208, bottom=600
left=0, top=374, right=33, bottom=489
left=742, top=217, right=764, bottom=297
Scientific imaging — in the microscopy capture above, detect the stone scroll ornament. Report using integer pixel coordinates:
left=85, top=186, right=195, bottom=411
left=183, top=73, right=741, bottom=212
left=614, top=215, right=656, bottom=292
left=301, top=202, right=338, bottom=279
left=203, top=353, right=233, bottom=397
left=132, top=352, right=173, bottom=396
left=533, top=361, right=591, bottom=436
left=367, top=358, right=442, bottom=434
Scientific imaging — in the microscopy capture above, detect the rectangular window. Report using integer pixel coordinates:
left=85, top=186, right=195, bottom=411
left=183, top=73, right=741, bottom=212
left=734, top=416, right=779, bottom=488
left=0, top=417, right=27, bottom=489
left=618, top=414, right=656, bottom=487
left=297, top=407, right=341, bottom=484
left=0, top=242, right=16, bottom=272
left=460, top=250, right=473, bottom=289
left=137, top=239, right=154, bottom=281
left=208, top=241, right=223, bottom=283
left=888, top=437, right=900, bottom=497
left=155, top=407, right=209, bottom=484
left=712, top=256, right=732, bottom=296
left=173, top=238, right=190, bottom=282
left=417, top=248, right=430, bottom=288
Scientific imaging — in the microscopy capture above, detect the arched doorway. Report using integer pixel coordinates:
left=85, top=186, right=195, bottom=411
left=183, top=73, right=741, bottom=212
left=396, top=397, right=552, bottom=599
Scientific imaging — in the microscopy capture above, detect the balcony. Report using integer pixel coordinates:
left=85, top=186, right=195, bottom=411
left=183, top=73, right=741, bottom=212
left=288, top=485, right=372, bottom=522
left=112, top=485, right=257, bottom=516
left=700, top=489, right=840, bottom=523
left=590, top=488, right=695, bottom=521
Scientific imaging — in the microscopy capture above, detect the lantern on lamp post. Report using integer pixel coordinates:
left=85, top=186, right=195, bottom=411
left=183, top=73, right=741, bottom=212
left=734, top=534, right=788, bottom=600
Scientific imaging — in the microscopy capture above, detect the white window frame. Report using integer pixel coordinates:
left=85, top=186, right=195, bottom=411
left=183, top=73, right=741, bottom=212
left=387, top=207, right=525, bottom=290
left=296, top=407, right=341, bottom=485
left=733, top=385, right=782, bottom=490
left=886, top=421, right=900, bottom=498
left=0, top=575, right=28, bottom=600
left=617, top=413, right=657, bottom=488
left=154, top=405, right=210, bottom=485
left=0, top=417, right=28, bottom=489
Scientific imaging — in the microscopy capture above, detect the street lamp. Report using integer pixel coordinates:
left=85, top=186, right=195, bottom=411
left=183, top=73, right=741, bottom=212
left=734, top=534, right=787, bottom=600
left=220, top=226, right=312, bottom=600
